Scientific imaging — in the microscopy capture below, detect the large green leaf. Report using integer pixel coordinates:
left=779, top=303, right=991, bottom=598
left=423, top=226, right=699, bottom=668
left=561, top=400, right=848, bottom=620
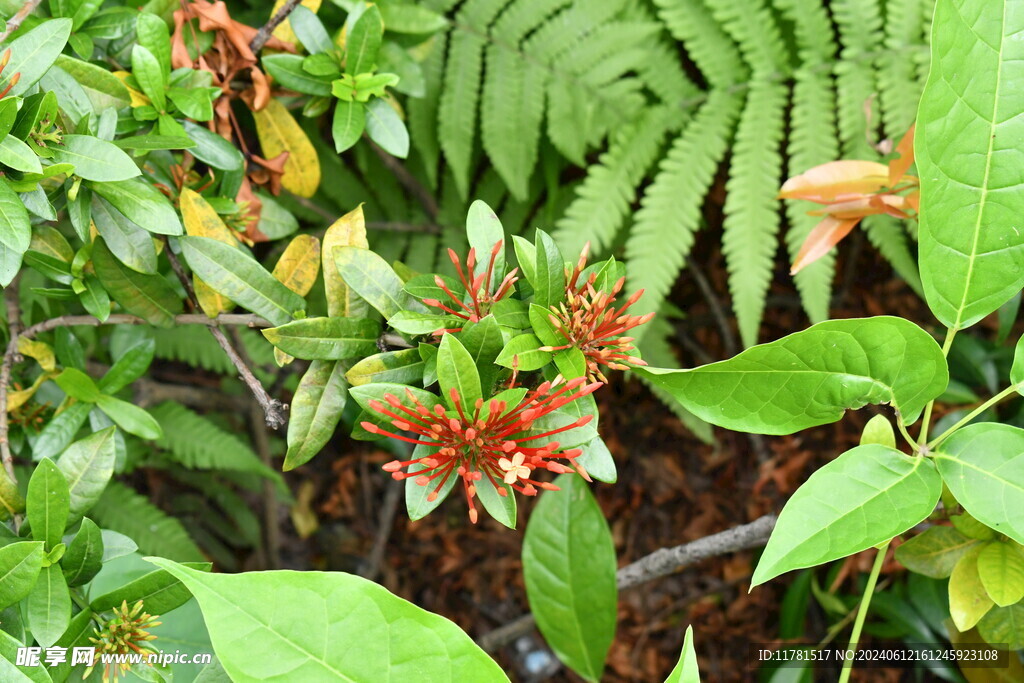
left=935, top=423, right=1024, bottom=546
left=637, top=317, right=948, bottom=434
left=26, top=565, right=70, bottom=648
left=522, top=475, right=616, bottom=682
left=345, top=4, right=383, bottom=75
left=916, top=0, right=1024, bottom=330
left=285, top=360, right=348, bottom=471
left=61, top=517, right=103, bottom=587
left=91, top=562, right=210, bottom=614
left=333, top=246, right=409, bottom=319
left=0, top=178, right=30, bottom=286
left=54, top=54, right=131, bottom=110
left=92, top=237, right=182, bottom=326
left=0, top=135, right=41, bottom=173
left=27, top=458, right=70, bottom=552
left=6, top=19, right=72, bottom=97
left=56, top=427, right=116, bottom=525
left=263, top=53, right=332, bottom=96
left=51, top=134, right=139, bottom=182
left=437, top=334, right=482, bottom=410
left=90, top=195, right=158, bottom=274
left=96, top=394, right=162, bottom=439
left=0, top=542, right=44, bottom=610
left=976, top=541, right=1024, bottom=607
left=88, top=179, right=183, bottom=235
left=144, top=558, right=509, bottom=682
left=180, top=236, right=305, bottom=326
left=345, top=349, right=423, bottom=386
left=752, top=445, right=942, bottom=586
left=364, top=98, right=409, bottom=158
left=262, top=317, right=379, bottom=360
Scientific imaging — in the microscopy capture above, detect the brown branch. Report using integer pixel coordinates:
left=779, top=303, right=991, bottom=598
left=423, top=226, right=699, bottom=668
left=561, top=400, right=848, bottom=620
left=367, top=140, right=440, bottom=221
left=359, top=478, right=403, bottom=582
left=19, top=313, right=270, bottom=340
left=0, top=0, right=43, bottom=45
left=249, top=0, right=303, bottom=53
left=477, top=514, right=778, bottom=652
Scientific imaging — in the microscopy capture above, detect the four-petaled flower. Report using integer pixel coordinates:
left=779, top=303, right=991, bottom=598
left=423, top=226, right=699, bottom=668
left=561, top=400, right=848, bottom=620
left=422, top=241, right=518, bottom=334
left=361, top=376, right=601, bottom=523
left=540, top=244, right=655, bottom=382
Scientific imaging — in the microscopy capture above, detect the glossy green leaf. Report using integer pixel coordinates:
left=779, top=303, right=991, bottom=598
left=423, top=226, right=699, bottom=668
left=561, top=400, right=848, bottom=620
left=752, top=445, right=942, bottom=586
left=495, top=333, right=551, bottom=371
left=405, top=448, right=458, bottom=521
left=0, top=542, right=45, bottom=610
left=264, top=53, right=332, bottom=96
left=53, top=368, right=100, bottom=402
left=387, top=310, right=458, bottom=336
left=135, top=11, right=171, bottom=74
left=91, top=562, right=210, bottom=614
left=665, top=625, right=700, bottom=683
left=935, top=423, right=1024, bottom=546
left=346, top=4, right=383, bottom=75
left=532, top=229, right=565, bottom=309
left=61, top=517, right=103, bottom=587
left=54, top=54, right=131, bottom=110
left=32, top=402, right=91, bottom=461
left=895, top=526, right=979, bottom=579
left=27, top=458, right=70, bottom=551
left=523, top=474, right=616, bottom=682
left=465, top=200, right=505, bottom=280
left=98, top=337, right=155, bottom=393
left=182, top=121, right=244, bottom=171
left=56, top=427, right=116, bottom=524
left=180, top=235, right=305, bottom=326
left=475, top=478, right=517, bottom=528
left=916, top=0, right=1024, bottom=330
left=96, top=395, right=162, bottom=439
left=977, top=541, right=1024, bottom=607
left=92, top=237, right=182, bottom=327
left=131, top=44, right=167, bottom=110
left=167, top=86, right=214, bottom=121
left=79, top=274, right=111, bottom=321
left=346, top=349, right=423, bottom=386
left=461, top=316, right=504, bottom=390
left=6, top=19, right=72, bottom=97
left=144, top=557, right=509, bottom=681
left=0, top=136, right=41, bottom=174
left=949, top=545, right=994, bottom=631
left=364, top=98, right=409, bottom=158
left=51, top=135, right=140, bottom=182
left=333, top=246, right=409, bottom=319
left=554, top=348, right=587, bottom=380
left=262, top=317, right=379, bottom=360
left=438, top=334, right=481, bottom=410
left=491, top=298, right=529, bottom=329
left=860, top=414, right=896, bottom=448
left=952, top=512, right=996, bottom=540
left=0, top=178, right=30, bottom=286
left=26, top=565, right=70, bottom=648
left=290, top=5, right=332, bottom=53
left=285, top=361, right=348, bottom=471
left=577, top=436, right=616, bottom=484
left=638, top=317, right=948, bottom=434
left=88, top=178, right=183, bottom=235
left=332, top=99, right=365, bottom=153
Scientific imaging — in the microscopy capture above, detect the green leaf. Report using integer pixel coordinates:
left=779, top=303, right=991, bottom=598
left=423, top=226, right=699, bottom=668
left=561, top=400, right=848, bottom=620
left=976, top=541, right=1024, bottom=607
left=88, top=178, right=183, bottom=236
left=332, top=100, right=365, bottom=153
left=576, top=436, right=616, bottom=484
left=91, top=562, right=210, bottom=614
left=1012, top=331, right=1024, bottom=393
left=346, top=349, right=423, bottom=386
left=491, top=297, right=529, bottom=329
left=96, top=395, right=162, bottom=439
left=638, top=317, right=948, bottom=434
left=512, top=236, right=537, bottom=285
left=364, top=98, right=409, bottom=158
left=752, top=445, right=942, bottom=586
left=532, top=229, right=566, bottom=309
left=285, top=361, right=348, bottom=471
left=6, top=19, right=72, bottom=97
left=167, top=87, right=214, bottom=121
left=665, top=625, right=700, bottom=683
left=438, top=334, right=481, bottom=410
left=131, top=44, right=167, bottom=111
left=895, top=526, right=978, bottom=579
left=92, top=237, right=182, bottom=327
left=91, top=481, right=202, bottom=561
left=135, top=11, right=171, bottom=75
left=290, top=5, right=332, bottom=54
left=56, top=427, right=116, bottom=524
left=143, top=557, right=510, bottom=681
left=27, top=458, right=70, bottom=551
left=346, top=4, right=383, bottom=75
left=54, top=54, right=131, bottom=110
left=935, top=422, right=1024, bottom=546
left=952, top=512, right=996, bottom=540
left=405, top=447, right=458, bottom=521
left=32, top=401, right=90, bottom=461
left=529, top=302, right=562, bottom=346
left=98, top=337, right=155, bottom=393
left=949, top=545, right=994, bottom=631
left=61, top=517, right=103, bottom=587
left=51, top=134, right=140, bottom=182
left=860, top=414, right=896, bottom=448
left=554, top=348, right=587, bottom=380
left=349, top=383, right=444, bottom=420
left=0, top=178, right=30, bottom=286
left=26, top=565, right=70, bottom=647
left=182, top=121, right=244, bottom=171
left=378, top=3, right=447, bottom=34
left=978, top=603, right=1024, bottom=651
left=916, top=0, right=1024, bottom=330
left=0, top=135, right=42, bottom=174
left=262, top=317, right=379, bottom=360
left=333, top=246, right=409, bottom=319
left=80, top=274, right=110, bottom=321
left=495, top=333, right=551, bottom=371
left=0, top=542, right=45, bottom=610
left=263, top=53, right=332, bottom=96
left=180, top=235, right=305, bottom=326
left=53, top=367, right=100, bottom=402
left=387, top=310, right=459, bottom=336
left=523, top=474, right=616, bottom=682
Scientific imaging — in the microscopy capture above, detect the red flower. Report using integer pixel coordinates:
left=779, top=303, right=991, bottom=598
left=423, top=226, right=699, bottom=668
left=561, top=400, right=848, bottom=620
left=422, top=241, right=518, bottom=334
left=361, top=376, right=601, bottom=523
left=540, top=244, right=654, bottom=381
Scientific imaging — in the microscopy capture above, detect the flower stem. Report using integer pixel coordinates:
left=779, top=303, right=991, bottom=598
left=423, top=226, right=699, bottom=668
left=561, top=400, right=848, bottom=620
left=927, top=384, right=1019, bottom=451
left=839, top=540, right=890, bottom=683
left=917, top=327, right=957, bottom=447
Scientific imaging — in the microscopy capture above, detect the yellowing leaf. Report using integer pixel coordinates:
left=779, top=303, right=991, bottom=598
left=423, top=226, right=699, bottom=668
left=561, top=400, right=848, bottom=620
left=322, top=205, right=368, bottom=317
left=779, top=161, right=890, bottom=203
left=180, top=188, right=238, bottom=318
left=17, top=338, right=56, bottom=372
left=112, top=70, right=150, bottom=107
left=7, top=373, right=52, bottom=411
left=272, top=234, right=320, bottom=297
left=195, top=277, right=233, bottom=319
left=274, top=347, right=295, bottom=367
left=252, top=99, right=321, bottom=198
left=270, top=0, right=322, bottom=46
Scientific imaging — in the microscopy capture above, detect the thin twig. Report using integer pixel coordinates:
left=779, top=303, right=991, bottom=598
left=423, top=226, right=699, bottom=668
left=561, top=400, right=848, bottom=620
left=477, top=515, right=777, bottom=652
left=367, top=140, right=440, bottom=221
left=19, top=313, right=270, bottom=340
left=684, top=254, right=737, bottom=357
left=359, top=478, right=403, bottom=582
left=0, top=0, right=43, bottom=44
left=248, top=400, right=281, bottom=568
left=249, top=0, right=303, bottom=53
left=165, top=245, right=287, bottom=429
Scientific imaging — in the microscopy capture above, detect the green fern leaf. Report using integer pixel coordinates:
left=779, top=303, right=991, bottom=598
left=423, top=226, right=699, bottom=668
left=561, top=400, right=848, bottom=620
left=704, top=0, right=787, bottom=74
left=861, top=214, right=923, bottom=296
left=722, top=80, right=787, bottom=348
left=832, top=0, right=884, bottom=156
left=438, top=29, right=487, bottom=197
left=408, top=31, right=448, bottom=189
left=775, top=0, right=836, bottom=61
left=652, top=0, right=747, bottom=87
left=91, top=480, right=204, bottom=561
left=878, top=0, right=927, bottom=138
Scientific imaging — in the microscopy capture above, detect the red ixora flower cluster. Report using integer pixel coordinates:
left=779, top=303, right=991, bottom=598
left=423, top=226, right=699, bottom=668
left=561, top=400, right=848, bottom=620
left=422, top=241, right=519, bottom=333
left=362, top=376, right=601, bottom=523
left=540, top=244, right=654, bottom=382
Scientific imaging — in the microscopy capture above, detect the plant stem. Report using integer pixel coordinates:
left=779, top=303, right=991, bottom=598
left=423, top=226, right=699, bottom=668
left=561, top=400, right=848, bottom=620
left=838, top=540, right=890, bottom=683
left=895, top=417, right=918, bottom=451
left=917, top=327, right=958, bottom=446
left=927, top=383, right=1019, bottom=451
left=249, top=0, right=303, bottom=53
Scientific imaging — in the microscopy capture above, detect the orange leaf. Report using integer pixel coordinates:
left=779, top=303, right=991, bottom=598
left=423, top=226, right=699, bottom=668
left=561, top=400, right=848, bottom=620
left=791, top=216, right=861, bottom=275
left=888, top=124, right=915, bottom=186
left=779, top=161, right=890, bottom=203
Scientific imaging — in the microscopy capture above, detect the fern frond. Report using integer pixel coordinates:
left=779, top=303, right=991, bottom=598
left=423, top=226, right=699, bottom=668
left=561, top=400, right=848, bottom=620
left=861, top=214, right=923, bottom=296
left=775, top=0, right=836, bottom=61
left=878, top=0, right=926, bottom=138
left=626, top=91, right=744, bottom=318
left=149, top=402, right=279, bottom=480
left=554, top=106, right=676, bottom=256
left=722, top=80, right=787, bottom=347
left=652, top=0, right=747, bottom=88
left=408, top=31, right=448, bottom=190
left=438, top=29, right=488, bottom=197
left=704, top=0, right=788, bottom=74
left=91, top=480, right=204, bottom=561
left=832, top=0, right=884, bottom=156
